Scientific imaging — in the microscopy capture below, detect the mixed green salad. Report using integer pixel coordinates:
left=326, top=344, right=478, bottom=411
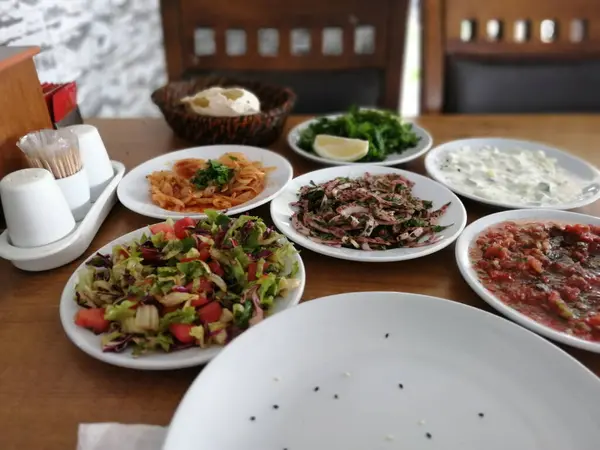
left=296, top=106, right=421, bottom=162
left=74, top=211, right=301, bottom=356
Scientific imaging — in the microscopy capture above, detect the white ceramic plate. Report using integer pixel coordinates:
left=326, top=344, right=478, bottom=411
left=456, top=208, right=600, bottom=353
left=287, top=114, right=433, bottom=166
left=117, top=145, right=293, bottom=219
left=59, top=226, right=306, bottom=370
left=270, top=165, right=467, bottom=262
left=425, top=137, right=600, bottom=210
left=164, top=291, right=600, bottom=450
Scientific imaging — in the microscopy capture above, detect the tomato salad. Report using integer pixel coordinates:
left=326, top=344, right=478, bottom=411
left=471, top=221, right=600, bottom=342
left=74, top=211, right=301, bottom=356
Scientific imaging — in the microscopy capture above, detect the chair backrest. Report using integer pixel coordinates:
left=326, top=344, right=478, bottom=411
left=421, top=0, right=600, bottom=114
left=160, top=0, right=409, bottom=113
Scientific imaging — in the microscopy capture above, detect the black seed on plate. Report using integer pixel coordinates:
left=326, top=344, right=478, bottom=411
left=273, top=404, right=279, bottom=410
left=478, top=412, right=485, bottom=418
left=334, top=394, right=339, bottom=399
left=426, top=432, right=432, bottom=439
left=385, top=333, right=390, bottom=338
left=250, top=416, right=256, bottom=421
left=314, top=386, right=320, bottom=392
left=398, top=383, right=404, bottom=389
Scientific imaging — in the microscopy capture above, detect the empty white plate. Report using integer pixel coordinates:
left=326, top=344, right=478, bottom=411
left=425, top=137, right=600, bottom=210
left=455, top=208, right=600, bottom=353
left=270, top=165, right=467, bottom=262
left=164, top=292, right=600, bottom=450
left=117, top=145, right=293, bottom=219
left=287, top=114, right=433, bottom=166
left=59, top=225, right=305, bottom=370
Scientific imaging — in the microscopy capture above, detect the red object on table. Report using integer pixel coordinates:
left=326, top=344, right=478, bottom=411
left=41, top=81, right=78, bottom=124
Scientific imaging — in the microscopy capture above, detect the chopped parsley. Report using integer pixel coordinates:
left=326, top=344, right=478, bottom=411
left=297, top=105, right=420, bottom=162
left=191, top=160, right=233, bottom=189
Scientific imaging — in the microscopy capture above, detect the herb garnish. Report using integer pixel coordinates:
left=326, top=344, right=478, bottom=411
left=191, top=160, right=233, bottom=189
left=297, top=105, right=420, bottom=162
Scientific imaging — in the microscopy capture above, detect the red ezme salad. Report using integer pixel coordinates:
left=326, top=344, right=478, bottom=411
left=73, top=211, right=301, bottom=356
left=471, top=221, right=600, bottom=342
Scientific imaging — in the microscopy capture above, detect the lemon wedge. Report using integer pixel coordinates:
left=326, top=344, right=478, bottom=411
left=313, top=135, right=369, bottom=162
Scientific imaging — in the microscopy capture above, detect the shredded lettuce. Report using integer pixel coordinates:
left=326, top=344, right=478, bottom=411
left=151, top=232, right=167, bottom=248
left=112, top=254, right=144, bottom=284
left=243, top=221, right=267, bottom=250
left=189, top=325, right=206, bottom=347
left=132, top=333, right=173, bottom=356
left=104, top=300, right=137, bottom=321
left=158, top=306, right=197, bottom=331
left=162, top=240, right=184, bottom=259
left=225, top=215, right=255, bottom=241
left=289, top=260, right=300, bottom=278
left=176, top=260, right=206, bottom=280
left=101, top=331, right=123, bottom=347
left=205, top=209, right=229, bottom=227
left=228, top=259, right=246, bottom=286
left=256, top=274, right=279, bottom=308
left=233, top=301, right=253, bottom=328
left=232, top=247, right=250, bottom=268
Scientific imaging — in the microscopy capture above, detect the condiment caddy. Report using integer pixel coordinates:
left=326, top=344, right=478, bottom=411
left=0, top=161, right=125, bottom=271
left=0, top=125, right=124, bottom=271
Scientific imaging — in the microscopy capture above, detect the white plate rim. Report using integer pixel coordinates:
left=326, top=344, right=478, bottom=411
left=455, top=208, right=600, bottom=353
left=287, top=114, right=433, bottom=167
left=270, top=165, right=467, bottom=262
left=117, top=145, right=294, bottom=220
left=164, top=291, right=600, bottom=449
left=59, top=225, right=306, bottom=370
left=425, top=137, right=600, bottom=210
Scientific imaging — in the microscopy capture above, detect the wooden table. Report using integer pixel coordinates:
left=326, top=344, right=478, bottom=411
left=1, top=115, right=599, bottom=449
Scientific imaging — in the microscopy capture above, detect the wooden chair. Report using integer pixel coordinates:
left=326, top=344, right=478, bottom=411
left=160, top=0, right=410, bottom=113
left=421, top=0, right=600, bottom=114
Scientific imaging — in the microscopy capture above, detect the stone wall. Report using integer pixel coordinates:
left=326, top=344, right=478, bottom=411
left=0, top=0, right=166, bottom=118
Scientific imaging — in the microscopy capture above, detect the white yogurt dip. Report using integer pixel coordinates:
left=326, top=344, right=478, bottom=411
left=438, top=146, right=585, bottom=205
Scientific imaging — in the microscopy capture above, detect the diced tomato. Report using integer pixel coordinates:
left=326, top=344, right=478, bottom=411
left=484, top=245, right=509, bottom=260
left=119, top=249, right=129, bottom=258
left=489, top=270, right=513, bottom=282
left=247, top=262, right=258, bottom=281
left=198, top=302, right=222, bottom=323
left=174, top=217, right=196, bottom=239
left=74, top=308, right=109, bottom=334
left=565, top=224, right=590, bottom=234
left=209, top=261, right=225, bottom=277
left=197, top=240, right=210, bottom=250
left=191, top=296, right=210, bottom=308
left=185, top=278, right=213, bottom=294
left=149, top=222, right=174, bottom=235
left=587, top=314, right=600, bottom=327
left=149, top=222, right=176, bottom=240
left=561, top=286, right=580, bottom=302
left=169, top=323, right=195, bottom=344
left=527, top=256, right=544, bottom=274
left=199, top=248, right=211, bottom=261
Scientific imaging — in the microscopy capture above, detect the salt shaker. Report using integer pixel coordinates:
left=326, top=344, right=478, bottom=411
left=0, top=168, right=76, bottom=247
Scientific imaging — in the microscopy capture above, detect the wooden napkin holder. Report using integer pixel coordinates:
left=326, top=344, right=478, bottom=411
left=0, top=46, right=53, bottom=181
left=0, top=46, right=54, bottom=227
